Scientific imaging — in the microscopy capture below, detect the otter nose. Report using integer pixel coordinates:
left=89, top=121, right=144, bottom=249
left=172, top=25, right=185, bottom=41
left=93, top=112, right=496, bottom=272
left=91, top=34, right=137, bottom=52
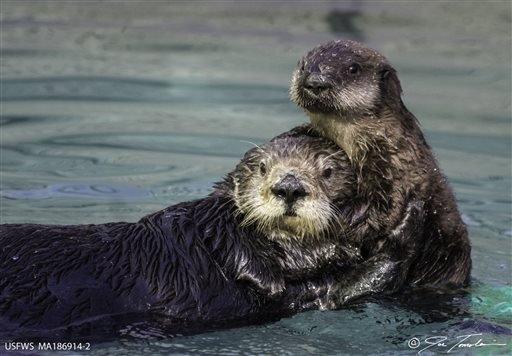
left=304, top=74, right=330, bottom=94
left=271, top=174, right=308, bottom=206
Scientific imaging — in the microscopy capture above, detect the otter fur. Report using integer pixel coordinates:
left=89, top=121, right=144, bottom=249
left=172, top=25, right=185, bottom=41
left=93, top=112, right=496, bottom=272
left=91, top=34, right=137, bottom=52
left=1, top=134, right=380, bottom=339
left=289, top=39, right=471, bottom=288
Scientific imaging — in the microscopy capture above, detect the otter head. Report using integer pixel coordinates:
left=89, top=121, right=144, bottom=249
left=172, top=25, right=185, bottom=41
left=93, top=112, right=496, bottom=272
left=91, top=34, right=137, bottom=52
left=290, top=39, right=404, bottom=160
left=290, top=39, right=402, bottom=117
left=230, top=136, right=355, bottom=241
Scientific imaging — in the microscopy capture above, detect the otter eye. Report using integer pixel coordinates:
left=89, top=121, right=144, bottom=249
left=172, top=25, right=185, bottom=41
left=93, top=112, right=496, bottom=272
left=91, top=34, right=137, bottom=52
left=348, top=63, right=361, bottom=75
left=322, top=167, right=332, bottom=179
left=259, top=162, right=267, bottom=176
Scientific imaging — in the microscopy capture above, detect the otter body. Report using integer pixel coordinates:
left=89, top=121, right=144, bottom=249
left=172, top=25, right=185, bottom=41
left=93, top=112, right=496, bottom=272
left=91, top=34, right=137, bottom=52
left=1, top=135, right=374, bottom=338
left=289, top=39, right=471, bottom=288
left=0, top=198, right=271, bottom=334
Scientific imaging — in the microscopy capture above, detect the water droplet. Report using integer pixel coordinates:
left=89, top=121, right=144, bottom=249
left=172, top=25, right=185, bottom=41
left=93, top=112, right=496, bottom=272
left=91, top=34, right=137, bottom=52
left=12, top=256, right=19, bottom=261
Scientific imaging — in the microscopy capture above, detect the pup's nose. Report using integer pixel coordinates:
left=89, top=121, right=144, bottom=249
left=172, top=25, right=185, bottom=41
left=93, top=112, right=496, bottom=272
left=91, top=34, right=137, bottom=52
left=271, top=174, right=308, bottom=206
left=304, top=74, right=331, bottom=94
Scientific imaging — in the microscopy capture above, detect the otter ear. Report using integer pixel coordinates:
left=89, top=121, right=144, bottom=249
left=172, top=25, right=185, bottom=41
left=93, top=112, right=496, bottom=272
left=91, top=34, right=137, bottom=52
left=382, top=66, right=402, bottom=95
left=381, top=66, right=403, bottom=109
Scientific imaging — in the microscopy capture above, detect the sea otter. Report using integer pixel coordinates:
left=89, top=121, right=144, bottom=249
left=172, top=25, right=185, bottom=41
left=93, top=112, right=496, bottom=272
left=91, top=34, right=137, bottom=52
left=4, top=134, right=411, bottom=339
left=288, top=39, right=471, bottom=290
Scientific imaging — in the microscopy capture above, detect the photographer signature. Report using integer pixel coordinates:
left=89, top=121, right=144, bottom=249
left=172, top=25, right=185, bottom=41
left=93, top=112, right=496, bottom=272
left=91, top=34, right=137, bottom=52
left=407, top=333, right=508, bottom=354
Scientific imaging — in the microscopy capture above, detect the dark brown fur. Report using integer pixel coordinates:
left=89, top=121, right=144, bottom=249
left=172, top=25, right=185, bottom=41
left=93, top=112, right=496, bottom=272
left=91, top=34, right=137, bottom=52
left=289, top=39, right=471, bottom=288
left=1, top=135, right=378, bottom=340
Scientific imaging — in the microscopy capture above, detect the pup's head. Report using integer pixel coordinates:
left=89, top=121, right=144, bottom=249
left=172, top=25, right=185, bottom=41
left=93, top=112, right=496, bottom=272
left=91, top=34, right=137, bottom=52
left=290, top=39, right=402, bottom=118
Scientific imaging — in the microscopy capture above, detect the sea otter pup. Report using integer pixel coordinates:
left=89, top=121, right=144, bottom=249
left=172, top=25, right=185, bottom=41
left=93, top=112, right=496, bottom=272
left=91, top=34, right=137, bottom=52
left=1, top=134, right=379, bottom=339
left=288, top=39, right=471, bottom=289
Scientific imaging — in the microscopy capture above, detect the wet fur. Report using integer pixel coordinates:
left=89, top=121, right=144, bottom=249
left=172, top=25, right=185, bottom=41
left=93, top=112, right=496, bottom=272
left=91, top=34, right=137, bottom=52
left=0, top=135, right=367, bottom=338
left=216, top=135, right=356, bottom=242
left=289, top=39, right=471, bottom=289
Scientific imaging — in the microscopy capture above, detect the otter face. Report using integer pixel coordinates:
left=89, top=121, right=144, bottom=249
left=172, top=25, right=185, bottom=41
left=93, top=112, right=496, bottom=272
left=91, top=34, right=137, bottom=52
left=290, top=39, right=393, bottom=117
left=232, top=136, right=355, bottom=241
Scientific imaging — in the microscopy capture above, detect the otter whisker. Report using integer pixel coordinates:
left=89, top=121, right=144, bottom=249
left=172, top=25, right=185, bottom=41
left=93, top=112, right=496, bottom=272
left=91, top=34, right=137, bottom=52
left=328, top=203, right=356, bottom=241
left=322, top=150, right=343, bottom=162
left=239, top=140, right=265, bottom=152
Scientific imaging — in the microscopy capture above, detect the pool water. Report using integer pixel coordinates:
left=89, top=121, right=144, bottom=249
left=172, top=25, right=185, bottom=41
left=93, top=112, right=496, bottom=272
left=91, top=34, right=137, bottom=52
left=1, top=1, right=511, bottom=355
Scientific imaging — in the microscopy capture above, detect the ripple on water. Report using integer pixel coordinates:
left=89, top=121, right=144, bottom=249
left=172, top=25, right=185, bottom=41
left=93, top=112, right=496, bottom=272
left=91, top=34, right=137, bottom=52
left=0, top=77, right=288, bottom=104
left=0, top=145, right=178, bottom=178
left=0, top=128, right=247, bottom=223
left=65, top=300, right=510, bottom=356
left=0, top=183, right=152, bottom=200
left=427, top=131, right=511, bottom=159
left=471, top=285, right=512, bottom=323
left=48, top=132, right=262, bottom=158
left=1, top=129, right=256, bottom=188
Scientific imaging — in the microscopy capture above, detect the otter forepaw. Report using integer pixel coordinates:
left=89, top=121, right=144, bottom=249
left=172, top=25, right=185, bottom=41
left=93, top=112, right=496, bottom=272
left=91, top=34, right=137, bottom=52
left=323, top=257, right=403, bottom=309
left=237, top=271, right=285, bottom=298
left=391, top=200, right=425, bottom=241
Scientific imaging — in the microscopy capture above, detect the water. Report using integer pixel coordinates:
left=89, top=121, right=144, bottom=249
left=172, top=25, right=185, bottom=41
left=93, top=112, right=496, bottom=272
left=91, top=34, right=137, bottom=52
left=1, top=1, right=511, bottom=355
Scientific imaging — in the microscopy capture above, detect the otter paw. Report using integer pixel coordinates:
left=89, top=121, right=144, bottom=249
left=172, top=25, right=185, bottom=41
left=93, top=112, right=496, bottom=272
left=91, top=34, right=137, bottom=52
left=391, top=200, right=425, bottom=240
left=237, top=272, right=285, bottom=298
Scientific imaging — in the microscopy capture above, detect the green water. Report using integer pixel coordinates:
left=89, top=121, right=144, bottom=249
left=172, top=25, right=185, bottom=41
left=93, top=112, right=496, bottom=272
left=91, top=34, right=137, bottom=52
left=1, top=1, right=511, bottom=355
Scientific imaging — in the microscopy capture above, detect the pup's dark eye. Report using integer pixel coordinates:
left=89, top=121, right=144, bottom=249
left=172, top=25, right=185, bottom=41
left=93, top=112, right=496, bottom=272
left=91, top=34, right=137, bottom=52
left=348, top=63, right=361, bottom=75
left=259, top=162, right=267, bottom=176
left=322, top=167, right=332, bottom=179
